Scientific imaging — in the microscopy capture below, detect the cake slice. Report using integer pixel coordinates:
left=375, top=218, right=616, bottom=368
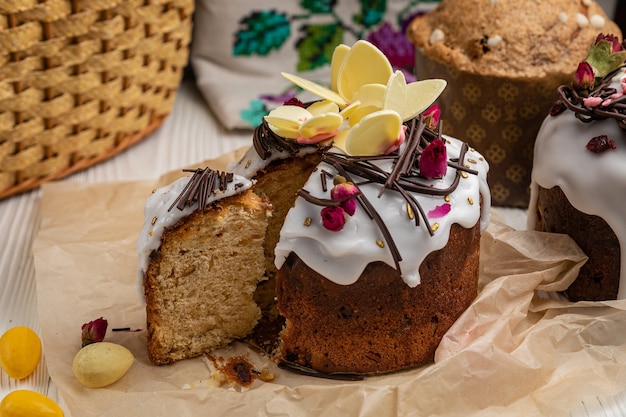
left=139, top=169, right=269, bottom=364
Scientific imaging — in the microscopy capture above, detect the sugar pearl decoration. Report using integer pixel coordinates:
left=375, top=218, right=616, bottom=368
left=590, top=14, right=605, bottom=30
left=487, top=35, right=502, bottom=48
left=582, top=0, right=592, bottom=5
left=558, top=12, right=568, bottom=23
left=575, top=13, right=589, bottom=28
left=429, top=28, right=445, bottom=44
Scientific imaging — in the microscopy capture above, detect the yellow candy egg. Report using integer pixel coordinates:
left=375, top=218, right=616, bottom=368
left=0, top=390, right=63, bottom=417
left=0, top=326, right=42, bottom=380
left=72, top=342, right=134, bottom=388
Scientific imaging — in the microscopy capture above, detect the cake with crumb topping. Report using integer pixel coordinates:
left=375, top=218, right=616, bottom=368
left=138, top=41, right=491, bottom=375
left=408, top=0, right=621, bottom=207
left=529, top=34, right=626, bottom=301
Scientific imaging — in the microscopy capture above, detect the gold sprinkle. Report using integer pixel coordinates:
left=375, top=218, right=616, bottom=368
left=245, top=160, right=252, bottom=169
left=479, top=157, right=484, bottom=161
left=376, top=239, right=385, bottom=248
left=303, top=217, right=312, bottom=227
left=406, top=203, right=414, bottom=220
left=444, top=195, right=451, bottom=202
left=468, top=197, right=474, bottom=205
left=467, top=158, right=477, bottom=164
left=464, top=164, right=471, bottom=169
left=461, top=172, right=469, bottom=179
left=151, top=188, right=157, bottom=194
left=151, top=216, right=158, bottom=225
left=431, top=223, right=439, bottom=232
left=470, top=147, right=475, bottom=152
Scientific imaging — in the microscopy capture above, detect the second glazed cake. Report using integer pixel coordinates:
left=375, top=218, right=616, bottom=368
left=408, top=0, right=620, bottom=207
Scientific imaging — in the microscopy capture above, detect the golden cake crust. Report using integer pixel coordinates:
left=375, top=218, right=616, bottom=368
left=408, top=0, right=620, bottom=78
left=276, top=223, right=481, bottom=375
left=534, top=185, right=620, bottom=301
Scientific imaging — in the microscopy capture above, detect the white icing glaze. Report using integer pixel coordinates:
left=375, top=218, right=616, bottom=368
left=138, top=139, right=490, bottom=291
left=528, top=70, right=626, bottom=299
left=275, top=136, right=490, bottom=288
left=136, top=173, right=254, bottom=289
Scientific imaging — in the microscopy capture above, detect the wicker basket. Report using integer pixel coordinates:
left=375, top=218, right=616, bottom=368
left=0, top=0, right=194, bottom=199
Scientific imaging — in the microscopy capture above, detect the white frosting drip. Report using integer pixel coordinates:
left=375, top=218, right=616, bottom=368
left=275, top=136, right=490, bottom=287
left=528, top=70, right=626, bottom=299
left=137, top=137, right=490, bottom=291
left=136, top=173, right=254, bottom=290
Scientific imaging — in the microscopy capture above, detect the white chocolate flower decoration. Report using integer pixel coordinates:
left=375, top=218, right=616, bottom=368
left=280, top=40, right=446, bottom=156
left=264, top=100, right=344, bottom=144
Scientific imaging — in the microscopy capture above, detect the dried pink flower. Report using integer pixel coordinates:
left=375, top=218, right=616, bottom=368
left=419, top=138, right=447, bottom=179
left=594, top=33, right=624, bottom=53
left=428, top=203, right=452, bottom=219
left=321, top=206, right=347, bottom=232
left=423, top=104, right=441, bottom=129
left=330, top=181, right=359, bottom=216
left=81, top=317, right=108, bottom=347
left=574, top=62, right=595, bottom=90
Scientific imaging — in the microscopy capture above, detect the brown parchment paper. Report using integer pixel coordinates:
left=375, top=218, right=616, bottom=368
left=33, top=149, right=626, bottom=417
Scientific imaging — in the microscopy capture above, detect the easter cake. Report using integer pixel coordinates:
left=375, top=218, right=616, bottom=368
left=529, top=34, right=626, bottom=301
left=408, top=0, right=620, bottom=207
left=138, top=41, right=491, bottom=374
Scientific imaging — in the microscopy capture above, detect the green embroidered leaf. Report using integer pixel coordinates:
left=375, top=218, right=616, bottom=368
left=300, top=0, right=336, bottom=14
left=295, top=23, right=344, bottom=72
left=240, top=99, right=269, bottom=127
left=353, top=0, right=386, bottom=29
left=234, top=10, right=291, bottom=56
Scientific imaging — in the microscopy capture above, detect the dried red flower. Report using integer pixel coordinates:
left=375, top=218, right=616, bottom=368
left=594, top=33, right=624, bottom=53
left=81, top=317, right=108, bottom=347
left=321, top=206, right=347, bottom=232
left=573, top=62, right=595, bottom=90
left=419, top=138, right=447, bottom=179
left=283, top=97, right=306, bottom=108
left=330, top=181, right=359, bottom=216
left=423, top=104, right=441, bottom=129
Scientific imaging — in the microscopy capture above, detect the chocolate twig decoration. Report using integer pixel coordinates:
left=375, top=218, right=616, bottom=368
left=253, top=118, right=322, bottom=159
left=168, top=168, right=235, bottom=212
left=556, top=66, right=626, bottom=129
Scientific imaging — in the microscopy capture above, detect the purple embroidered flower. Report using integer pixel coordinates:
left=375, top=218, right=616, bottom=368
left=419, top=138, right=447, bottom=179
left=259, top=88, right=298, bottom=104
left=367, top=22, right=415, bottom=77
left=81, top=317, right=108, bottom=347
left=330, top=181, right=359, bottom=216
left=321, top=206, right=347, bottom=232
